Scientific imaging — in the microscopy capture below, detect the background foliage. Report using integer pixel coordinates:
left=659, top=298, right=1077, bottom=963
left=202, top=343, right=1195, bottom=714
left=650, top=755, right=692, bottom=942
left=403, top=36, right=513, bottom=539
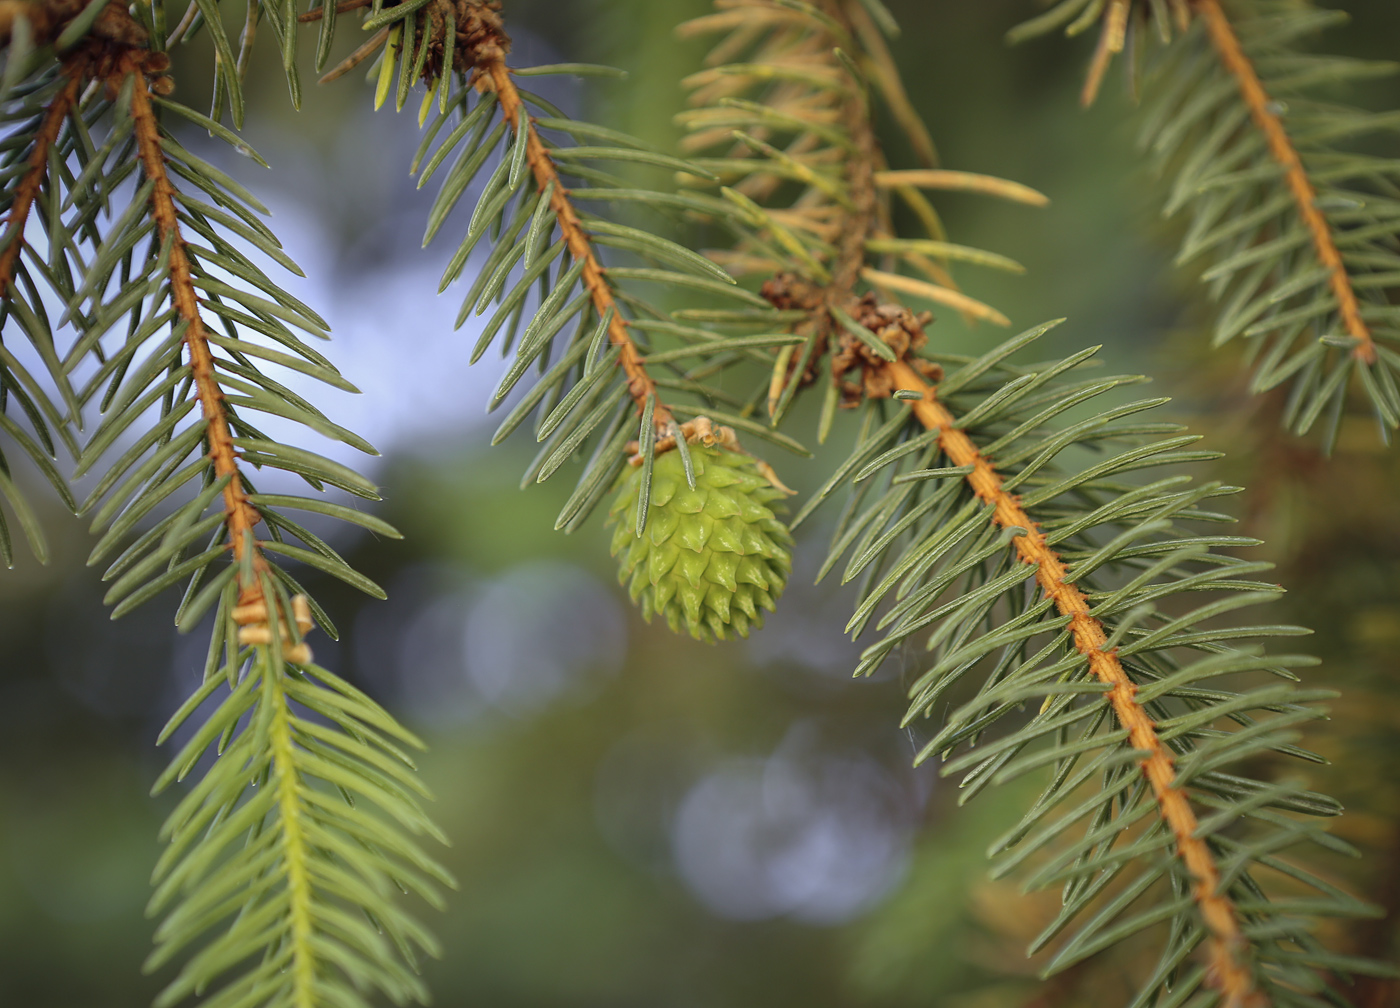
left=2, top=0, right=1398, bottom=1005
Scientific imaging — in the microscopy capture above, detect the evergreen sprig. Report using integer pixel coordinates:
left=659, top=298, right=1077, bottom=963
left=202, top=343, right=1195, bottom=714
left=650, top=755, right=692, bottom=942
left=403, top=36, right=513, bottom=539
left=69, top=59, right=380, bottom=622
left=147, top=647, right=449, bottom=1008
left=0, top=12, right=453, bottom=1002
left=1012, top=0, right=1400, bottom=446
left=678, top=0, right=1014, bottom=310
left=0, top=59, right=84, bottom=562
left=310, top=0, right=811, bottom=534
left=801, top=319, right=1387, bottom=1005
left=84, top=59, right=447, bottom=1008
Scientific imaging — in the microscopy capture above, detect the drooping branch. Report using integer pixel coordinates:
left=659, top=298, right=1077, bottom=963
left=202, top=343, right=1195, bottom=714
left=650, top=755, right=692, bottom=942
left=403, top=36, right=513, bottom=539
left=124, top=54, right=266, bottom=596
left=473, top=45, right=673, bottom=431
left=0, top=61, right=82, bottom=296
left=98, top=44, right=436, bottom=1008
left=878, top=354, right=1260, bottom=1008
left=1193, top=0, right=1376, bottom=366
left=126, top=51, right=324, bottom=1005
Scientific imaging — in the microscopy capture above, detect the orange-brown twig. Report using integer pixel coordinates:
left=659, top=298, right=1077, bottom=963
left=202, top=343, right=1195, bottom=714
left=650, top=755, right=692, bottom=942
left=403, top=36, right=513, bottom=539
left=476, top=50, right=672, bottom=431
left=882, top=357, right=1260, bottom=1008
left=0, top=64, right=82, bottom=296
left=125, top=54, right=264, bottom=598
left=1194, top=0, right=1376, bottom=365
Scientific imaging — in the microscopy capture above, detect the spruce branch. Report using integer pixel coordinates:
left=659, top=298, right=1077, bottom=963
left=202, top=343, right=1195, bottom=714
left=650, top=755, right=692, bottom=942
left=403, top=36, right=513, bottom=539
left=316, top=0, right=799, bottom=553
left=266, top=650, right=326, bottom=1005
left=1010, top=0, right=1400, bottom=441
left=1192, top=0, right=1375, bottom=367
left=0, top=33, right=456, bottom=1005
left=827, top=38, right=879, bottom=308
left=148, top=641, right=450, bottom=1008
left=679, top=0, right=1034, bottom=429
left=875, top=351, right=1257, bottom=1008
left=477, top=44, right=673, bottom=430
left=0, top=5, right=161, bottom=560
left=805, top=315, right=1387, bottom=1006
left=125, top=50, right=267, bottom=593
left=300, top=0, right=807, bottom=643
left=0, top=54, right=86, bottom=561
left=0, top=57, right=80, bottom=296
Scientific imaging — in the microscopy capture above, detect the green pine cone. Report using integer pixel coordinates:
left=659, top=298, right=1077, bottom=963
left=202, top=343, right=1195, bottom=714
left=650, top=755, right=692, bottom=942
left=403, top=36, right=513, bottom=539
left=609, top=443, right=793, bottom=642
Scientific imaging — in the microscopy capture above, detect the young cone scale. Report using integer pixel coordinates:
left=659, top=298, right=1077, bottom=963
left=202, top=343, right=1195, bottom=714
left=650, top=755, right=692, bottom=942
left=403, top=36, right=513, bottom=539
left=609, top=439, right=792, bottom=642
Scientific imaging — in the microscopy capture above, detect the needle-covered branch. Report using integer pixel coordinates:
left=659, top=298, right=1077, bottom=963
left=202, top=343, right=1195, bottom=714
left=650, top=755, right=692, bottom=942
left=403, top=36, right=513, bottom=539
left=0, top=28, right=454, bottom=1006
left=330, top=0, right=799, bottom=543
left=1193, top=0, right=1374, bottom=366
left=126, top=52, right=266, bottom=589
left=0, top=57, right=86, bottom=561
left=879, top=354, right=1257, bottom=1008
left=0, top=61, right=80, bottom=294
left=678, top=0, right=1036, bottom=430
left=479, top=51, right=673, bottom=428
left=1011, top=0, right=1400, bottom=442
left=800, top=315, right=1384, bottom=1004
left=675, top=1, right=1379, bottom=997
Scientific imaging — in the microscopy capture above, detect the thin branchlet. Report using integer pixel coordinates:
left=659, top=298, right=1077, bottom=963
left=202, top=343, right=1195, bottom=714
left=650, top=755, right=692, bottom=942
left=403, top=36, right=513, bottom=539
left=1035, top=0, right=1383, bottom=378
left=0, top=61, right=82, bottom=295
left=881, top=357, right=1260, bottom=1008
left=787, top=3, right=884, bottom=411
left=752, top=0, right=889, bottom=408
left=474, top=43, right=673, bottom=431
left=1192, top=0, right=1376, bottom=366
left=124, top=53, right=267, bottom=599
left=0, top=20, right=447, bottom=1007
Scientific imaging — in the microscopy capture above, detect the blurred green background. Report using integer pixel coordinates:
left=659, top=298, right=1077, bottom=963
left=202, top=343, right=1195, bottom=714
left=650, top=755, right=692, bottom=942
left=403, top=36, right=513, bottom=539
left=2, top=1, right=1399, bottom=1005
